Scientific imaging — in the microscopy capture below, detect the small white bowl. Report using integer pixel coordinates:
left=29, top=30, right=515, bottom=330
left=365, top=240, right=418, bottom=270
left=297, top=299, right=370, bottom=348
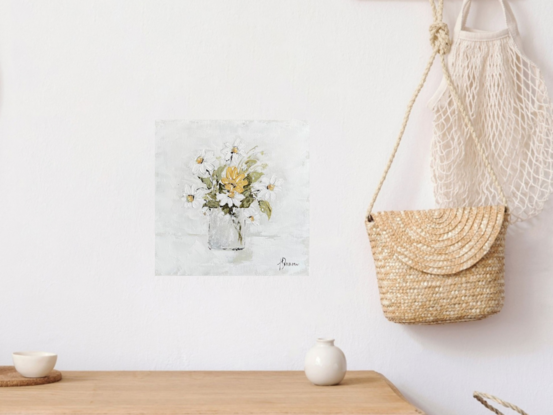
left=13, top=352, right=57, bottom=378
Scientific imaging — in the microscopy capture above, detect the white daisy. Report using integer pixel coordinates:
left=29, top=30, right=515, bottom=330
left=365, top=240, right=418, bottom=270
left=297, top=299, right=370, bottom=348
left=253, top=175, right=283, bottom=201
left=190, top=150, right=215, bottom=177
left=182, top=185, right=207, bottom=208
left=242, top=208, right=261, bottom=226
left=221, top=138, right=244, bottom=163
left=216, top=191, right=245, bottom=208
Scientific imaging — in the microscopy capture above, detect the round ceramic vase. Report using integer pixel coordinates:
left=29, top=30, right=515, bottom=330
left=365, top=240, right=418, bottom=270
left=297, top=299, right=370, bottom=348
left=304, top=338, right=347, bottom=386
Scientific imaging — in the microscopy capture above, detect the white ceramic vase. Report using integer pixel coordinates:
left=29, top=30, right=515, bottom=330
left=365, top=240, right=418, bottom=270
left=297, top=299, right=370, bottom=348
left=304, top=338, right=347, bottom=386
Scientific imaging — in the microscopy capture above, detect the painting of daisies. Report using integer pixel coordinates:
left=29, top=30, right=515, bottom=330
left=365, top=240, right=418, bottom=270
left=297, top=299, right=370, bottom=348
left=155, top=120, right=309, bottom=276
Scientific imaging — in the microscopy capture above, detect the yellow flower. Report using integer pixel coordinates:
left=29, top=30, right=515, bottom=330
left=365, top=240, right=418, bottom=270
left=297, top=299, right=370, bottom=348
left=222, top=166, right=248, bottom=195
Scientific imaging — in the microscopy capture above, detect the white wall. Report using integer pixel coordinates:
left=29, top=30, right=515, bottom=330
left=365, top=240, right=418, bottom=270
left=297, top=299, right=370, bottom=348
left=0, top=0, right=551, bottom=413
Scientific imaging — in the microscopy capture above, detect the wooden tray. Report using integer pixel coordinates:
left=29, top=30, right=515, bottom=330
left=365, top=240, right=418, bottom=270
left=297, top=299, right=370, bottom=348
left=0, top=366, right=62, bottom=387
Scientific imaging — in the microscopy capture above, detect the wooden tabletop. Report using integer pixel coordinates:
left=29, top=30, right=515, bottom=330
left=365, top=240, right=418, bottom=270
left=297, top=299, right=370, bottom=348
left=0, top=371, right=424, bottom=415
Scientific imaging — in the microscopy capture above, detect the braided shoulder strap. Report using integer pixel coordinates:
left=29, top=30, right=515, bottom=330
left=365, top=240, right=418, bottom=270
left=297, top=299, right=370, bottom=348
left=474, top=392, right=528, bottom=415
left=366, top=0, right=508, bottom=221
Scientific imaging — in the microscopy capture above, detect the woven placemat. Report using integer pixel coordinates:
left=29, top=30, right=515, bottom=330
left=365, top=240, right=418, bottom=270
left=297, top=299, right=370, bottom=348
left=0, top=366, right=62, bottom=387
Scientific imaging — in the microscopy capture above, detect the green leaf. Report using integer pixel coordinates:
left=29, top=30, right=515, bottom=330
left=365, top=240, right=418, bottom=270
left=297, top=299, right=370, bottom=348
left=204, top=191, right=219, bottom=208
left=214, top=165, right=225, bottom=181
left=205, top=199, right=220, bottom=209
left=244, top=159, right=257, bottom=169
left=258, top=200, right=272, bottom=220
left=200, top=177, right=213, bottom=189
left=240, top=196, right=255, bottom=209
left=246, top=171, right=264, bottom=184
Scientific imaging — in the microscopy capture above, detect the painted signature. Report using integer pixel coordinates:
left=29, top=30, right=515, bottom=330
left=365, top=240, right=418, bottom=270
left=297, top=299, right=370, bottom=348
left=277, top=257, right=299, bottom=271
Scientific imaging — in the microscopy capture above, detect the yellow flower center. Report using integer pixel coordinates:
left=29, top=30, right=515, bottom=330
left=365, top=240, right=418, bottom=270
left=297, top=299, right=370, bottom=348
left=267, top=184, right=275, bottom=191
left=249, top=216, right=255, bottom=222
left=229, top=190, right=235, bottom=198
left=232, top=146, right=239, bottom=154
left=196, top=157, right=204, bottom=164
left=187, top=195, right=194, bottom=202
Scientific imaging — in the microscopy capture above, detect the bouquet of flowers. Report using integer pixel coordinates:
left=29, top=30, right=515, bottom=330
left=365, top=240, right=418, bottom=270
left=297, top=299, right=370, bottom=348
left=183, top=138, right=283, bottom=250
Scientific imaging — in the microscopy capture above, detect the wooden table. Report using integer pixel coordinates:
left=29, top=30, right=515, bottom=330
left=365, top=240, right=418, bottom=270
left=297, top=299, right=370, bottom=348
left=0, top=371, right=424, bottom=415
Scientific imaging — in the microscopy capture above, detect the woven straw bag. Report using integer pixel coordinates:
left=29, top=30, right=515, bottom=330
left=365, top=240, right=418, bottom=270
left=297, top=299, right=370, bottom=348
left=474, top=392, right=528, bottom=415
left=365, top=0, right=509, bottom=325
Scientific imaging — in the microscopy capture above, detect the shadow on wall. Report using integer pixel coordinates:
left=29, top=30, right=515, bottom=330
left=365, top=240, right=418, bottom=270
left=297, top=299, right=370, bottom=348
left=405, top=197, right=553, bottom=357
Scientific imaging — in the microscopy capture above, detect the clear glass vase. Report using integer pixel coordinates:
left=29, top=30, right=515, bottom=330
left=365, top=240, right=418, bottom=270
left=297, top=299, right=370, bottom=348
left=208, top=211, right=246, bottom=251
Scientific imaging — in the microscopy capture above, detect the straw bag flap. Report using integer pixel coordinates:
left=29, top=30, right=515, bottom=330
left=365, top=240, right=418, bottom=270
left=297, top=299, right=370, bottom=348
left=368, top=205, right=505, bottom=275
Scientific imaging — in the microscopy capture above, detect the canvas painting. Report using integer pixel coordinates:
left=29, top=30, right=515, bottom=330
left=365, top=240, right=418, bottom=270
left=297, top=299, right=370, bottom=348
left=155, top=120, right=309, bottom=276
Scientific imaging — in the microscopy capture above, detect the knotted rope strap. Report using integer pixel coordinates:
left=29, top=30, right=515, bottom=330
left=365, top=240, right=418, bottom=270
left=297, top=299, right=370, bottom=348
left=474, top=392, right=529, bottom=415
left=366, top=0, right=508, bottom=221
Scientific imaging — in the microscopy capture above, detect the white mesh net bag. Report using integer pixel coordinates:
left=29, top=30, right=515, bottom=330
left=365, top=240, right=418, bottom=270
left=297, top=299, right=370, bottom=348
left=429, top=0, right=553, bottom=222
